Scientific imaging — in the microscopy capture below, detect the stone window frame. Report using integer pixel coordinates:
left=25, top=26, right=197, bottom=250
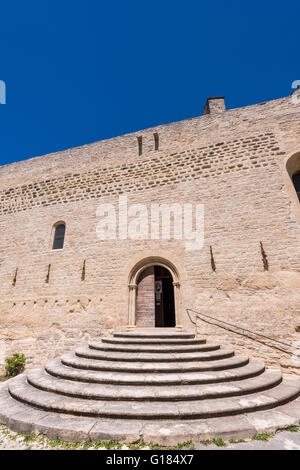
left=50, top=221, right=66, bottom=251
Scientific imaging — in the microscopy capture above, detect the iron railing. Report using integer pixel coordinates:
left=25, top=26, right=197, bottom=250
left=186, top=308, right=300, bottom=357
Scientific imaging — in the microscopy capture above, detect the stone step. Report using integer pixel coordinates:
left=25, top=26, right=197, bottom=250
left=102, top=337, right=206, bottom=345
left=75, top=346, right=233, bottom=363
left=9, top=373, right=300, bottom=419
left=2, top=328, right=300, bottom=444
left=88, top=341, right=219, bottom=354
left=27, top=367, right=282, bottom=401
left=1, top=382, right=300, bottom=444
left=113, top=331, right=195, bottom=339
left=61, top=353, right=249, bottom=372
left=45, top=357, right=265, bottom=385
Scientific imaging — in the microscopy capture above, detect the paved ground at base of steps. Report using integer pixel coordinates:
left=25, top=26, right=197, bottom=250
left=195, top=430, right=300, bottom=450
left=0, top=424, right=299, bottom=450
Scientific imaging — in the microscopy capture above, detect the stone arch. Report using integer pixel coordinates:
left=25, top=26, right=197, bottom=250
left=127, top=256, right=182, bottom=329
left=286, top=151, right=300, bottom=198
left=285, top=151, right=300, bottom=222
left=286, top=151, right=300, bottom=178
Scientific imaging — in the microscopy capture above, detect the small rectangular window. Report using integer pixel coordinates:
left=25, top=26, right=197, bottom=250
left=137, top=136, right=142, bottom=156
left=154, top=133, right=159, bottom=151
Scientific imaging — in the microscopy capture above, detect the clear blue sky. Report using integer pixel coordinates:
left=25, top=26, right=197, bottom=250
left=0, top=1, right=299, bottom=166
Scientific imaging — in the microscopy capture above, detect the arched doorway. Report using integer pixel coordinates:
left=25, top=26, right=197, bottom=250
left=127, top=256, right=181, bottom=329
left=136, top=265, right=175, bottom=327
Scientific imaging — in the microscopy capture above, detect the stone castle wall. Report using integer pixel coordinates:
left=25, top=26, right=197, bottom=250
left=1, top=95, right=300, bottom=373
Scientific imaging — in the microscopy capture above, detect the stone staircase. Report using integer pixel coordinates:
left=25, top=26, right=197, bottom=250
left=0, top=329, right=300, bottom=445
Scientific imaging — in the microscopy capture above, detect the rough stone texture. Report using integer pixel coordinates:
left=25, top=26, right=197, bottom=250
left=203, top=97, right=226, bottom=115
left=0, top=95, right=300, bottom=371
left=2, top=422, right=300, bottom=449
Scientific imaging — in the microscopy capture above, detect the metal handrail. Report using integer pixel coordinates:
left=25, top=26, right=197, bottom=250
left=186, top=308, right=300, bottom=357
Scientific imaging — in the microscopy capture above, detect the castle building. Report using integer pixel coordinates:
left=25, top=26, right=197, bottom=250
left=1, top=94, right=300, bottom=374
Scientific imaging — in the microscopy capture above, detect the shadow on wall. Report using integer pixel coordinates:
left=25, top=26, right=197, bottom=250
left=193, top=270, right=300, bottom=373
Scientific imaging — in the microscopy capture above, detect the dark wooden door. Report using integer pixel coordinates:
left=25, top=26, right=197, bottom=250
left=155, top=266, right=175, bottom=327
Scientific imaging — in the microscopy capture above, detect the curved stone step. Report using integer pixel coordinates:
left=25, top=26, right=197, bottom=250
left=102, top=337, right=206, bottom=345
left=61, top=353, right=249, bottom=372
left=8, top=373, right=300, bottom=419
left=88, top=342, right=219, bottom=354
left=2, top=380, right=300, bottom=444
left=27, top=367, right=282, bottom=401
left=75, top=346, right=233, bottom=363
left=113, top=331, right=195, bottom=339
left=45, top=357, right=265, bottom=385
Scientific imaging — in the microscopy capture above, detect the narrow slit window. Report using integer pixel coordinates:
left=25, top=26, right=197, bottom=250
left=137, top=136, right=142, bottom=155
left=52, top=223, right=65, bottom=250
left=154, top=133, right=159, bottom=151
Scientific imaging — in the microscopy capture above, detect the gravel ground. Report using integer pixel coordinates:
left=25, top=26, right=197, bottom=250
left=0, top=425, right=145, bottom=450
left=0, top=424, right=300, bottom=450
